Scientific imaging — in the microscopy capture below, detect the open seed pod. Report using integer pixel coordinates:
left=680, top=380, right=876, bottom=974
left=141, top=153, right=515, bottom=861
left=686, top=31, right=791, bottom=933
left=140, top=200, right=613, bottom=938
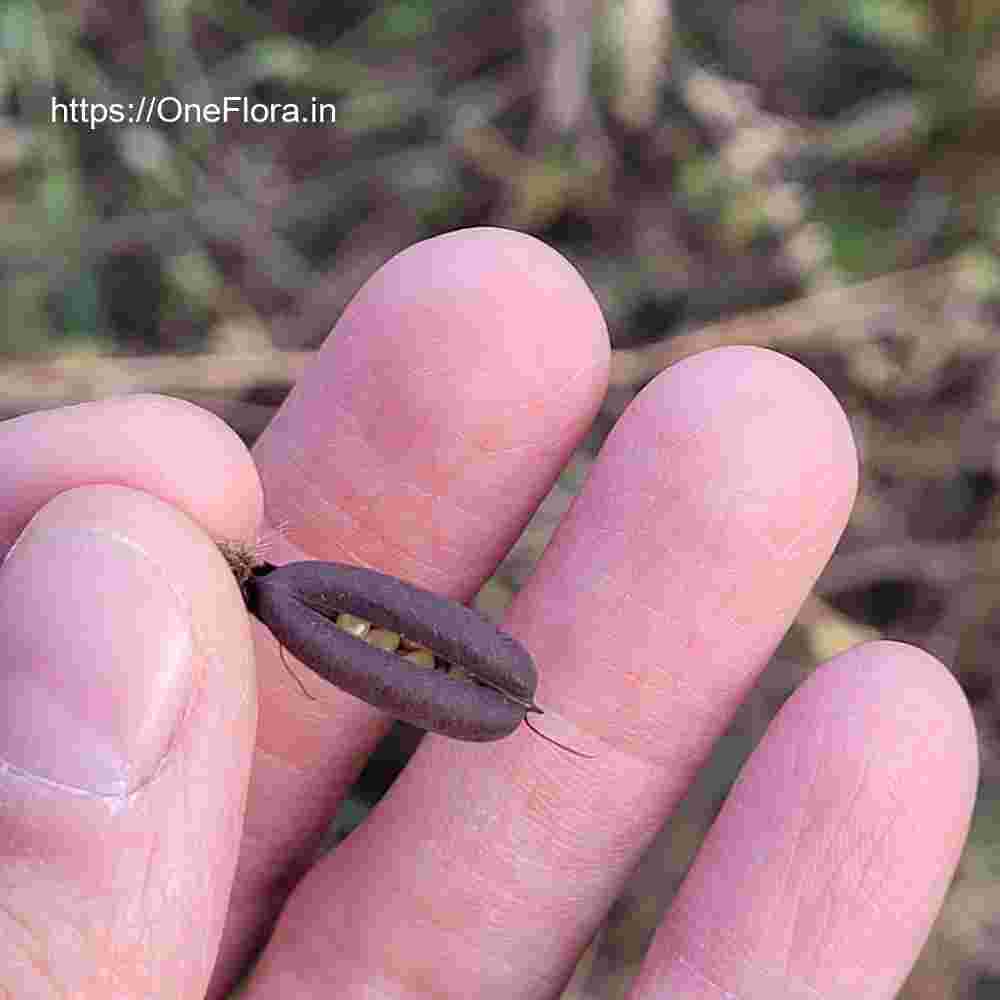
left=242, top=560, right=541, bottom=742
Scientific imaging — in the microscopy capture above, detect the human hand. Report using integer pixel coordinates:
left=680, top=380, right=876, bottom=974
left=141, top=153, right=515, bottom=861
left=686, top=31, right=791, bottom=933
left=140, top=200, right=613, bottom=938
left=0, top=228, right=976, bottom=998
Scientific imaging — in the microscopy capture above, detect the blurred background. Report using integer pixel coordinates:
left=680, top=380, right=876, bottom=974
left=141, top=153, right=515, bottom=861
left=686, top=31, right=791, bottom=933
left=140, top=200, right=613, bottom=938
left=3, top=0, right=1000, bottom=995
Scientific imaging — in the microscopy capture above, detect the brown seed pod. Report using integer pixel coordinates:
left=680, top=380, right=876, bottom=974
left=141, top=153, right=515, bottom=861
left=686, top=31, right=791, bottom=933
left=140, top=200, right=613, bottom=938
left=242, top=560, right=542, bottom=742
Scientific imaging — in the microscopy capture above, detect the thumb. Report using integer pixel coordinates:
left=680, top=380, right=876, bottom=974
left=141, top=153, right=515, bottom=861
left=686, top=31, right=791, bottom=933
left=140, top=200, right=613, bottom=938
left=0, top=484, right=256, bottom=997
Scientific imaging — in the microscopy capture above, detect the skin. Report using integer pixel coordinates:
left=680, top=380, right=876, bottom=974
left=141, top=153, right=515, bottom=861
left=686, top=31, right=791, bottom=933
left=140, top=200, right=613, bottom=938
left=0, top=227, right=977, bottom=999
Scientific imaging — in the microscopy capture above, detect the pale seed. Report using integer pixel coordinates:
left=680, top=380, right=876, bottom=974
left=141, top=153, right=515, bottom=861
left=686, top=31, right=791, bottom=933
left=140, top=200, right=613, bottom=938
left=402, top=649, right=435, bottom=669
left=366, top=628, right=401, bottom=652
left=336, top=612, right=371, bottom=638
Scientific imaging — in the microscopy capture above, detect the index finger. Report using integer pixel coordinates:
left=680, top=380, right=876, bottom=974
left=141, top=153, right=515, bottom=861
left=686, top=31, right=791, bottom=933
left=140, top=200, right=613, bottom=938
left=216, top=226, right=611, bottom=991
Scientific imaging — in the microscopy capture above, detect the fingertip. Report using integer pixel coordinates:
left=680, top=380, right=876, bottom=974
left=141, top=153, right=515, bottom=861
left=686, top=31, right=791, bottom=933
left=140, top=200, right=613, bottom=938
left=627, top=343, right=859, bottom=575
left=328, top=225, right=611, bottom=422
left=113, top=392, right=266, bottom=539
left=1, top=483, right=256, bottom=797
left=255, top=227, right=610, bottom=576
left=394, top=226, right=612, bottom=370
left=0, top=393, right=264, bottom=552
left=639, top=345, right=858, bottom=496
left=635, top=639, right=978, bottom=1000
left=762, top=640, right=979, bottom=854
left=805, top=639, right=979, bottom=811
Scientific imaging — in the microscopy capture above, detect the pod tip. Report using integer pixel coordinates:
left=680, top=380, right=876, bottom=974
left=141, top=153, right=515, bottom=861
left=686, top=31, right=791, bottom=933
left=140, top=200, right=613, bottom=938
left=522, top=713, right=597, bottom=759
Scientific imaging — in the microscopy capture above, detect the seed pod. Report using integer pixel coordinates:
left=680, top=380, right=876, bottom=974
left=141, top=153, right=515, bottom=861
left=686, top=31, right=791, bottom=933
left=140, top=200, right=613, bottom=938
left=242, top=560, right=540, bottom=742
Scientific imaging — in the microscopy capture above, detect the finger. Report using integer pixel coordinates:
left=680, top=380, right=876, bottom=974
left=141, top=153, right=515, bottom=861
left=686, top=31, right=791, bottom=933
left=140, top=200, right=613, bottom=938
left=630, top=641, right=977, bottom=1000
left=0, top=393, right=263, bottom=553
left=0, top=484, right=256, bottom=996
left=246, top=346, right=859, bottom=997
left=220, top=227, right=609, bottom=989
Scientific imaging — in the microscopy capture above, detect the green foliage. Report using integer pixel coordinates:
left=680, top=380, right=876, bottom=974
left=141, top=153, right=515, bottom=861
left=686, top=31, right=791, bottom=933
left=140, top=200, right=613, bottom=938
left=813, top=183, right=906, bottom=277
left=842, top=0, right=929, bottom=48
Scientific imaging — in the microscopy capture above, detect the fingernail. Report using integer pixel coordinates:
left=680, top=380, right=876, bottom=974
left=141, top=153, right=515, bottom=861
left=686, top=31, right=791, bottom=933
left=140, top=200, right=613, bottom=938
left=0, top=527, right=194, bottom=796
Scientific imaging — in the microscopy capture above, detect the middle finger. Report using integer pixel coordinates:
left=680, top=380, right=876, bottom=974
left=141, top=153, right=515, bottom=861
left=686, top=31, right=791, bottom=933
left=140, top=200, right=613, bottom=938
left=216, top=227, right=612, bottom=990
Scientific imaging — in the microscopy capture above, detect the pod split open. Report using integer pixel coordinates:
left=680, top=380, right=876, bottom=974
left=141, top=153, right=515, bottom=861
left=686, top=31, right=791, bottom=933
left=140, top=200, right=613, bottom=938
left=242, top=560, right=541, bottom=742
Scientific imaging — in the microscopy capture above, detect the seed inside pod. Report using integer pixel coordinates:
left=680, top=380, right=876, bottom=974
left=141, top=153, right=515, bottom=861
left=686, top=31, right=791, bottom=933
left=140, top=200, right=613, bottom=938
left=402, top=648, right=435, bottom=669
left=330, top=610, right=473, bottom=679
left=335, top=612, right=371, bottom=639
left=365, top=628, right=401, bottom=653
